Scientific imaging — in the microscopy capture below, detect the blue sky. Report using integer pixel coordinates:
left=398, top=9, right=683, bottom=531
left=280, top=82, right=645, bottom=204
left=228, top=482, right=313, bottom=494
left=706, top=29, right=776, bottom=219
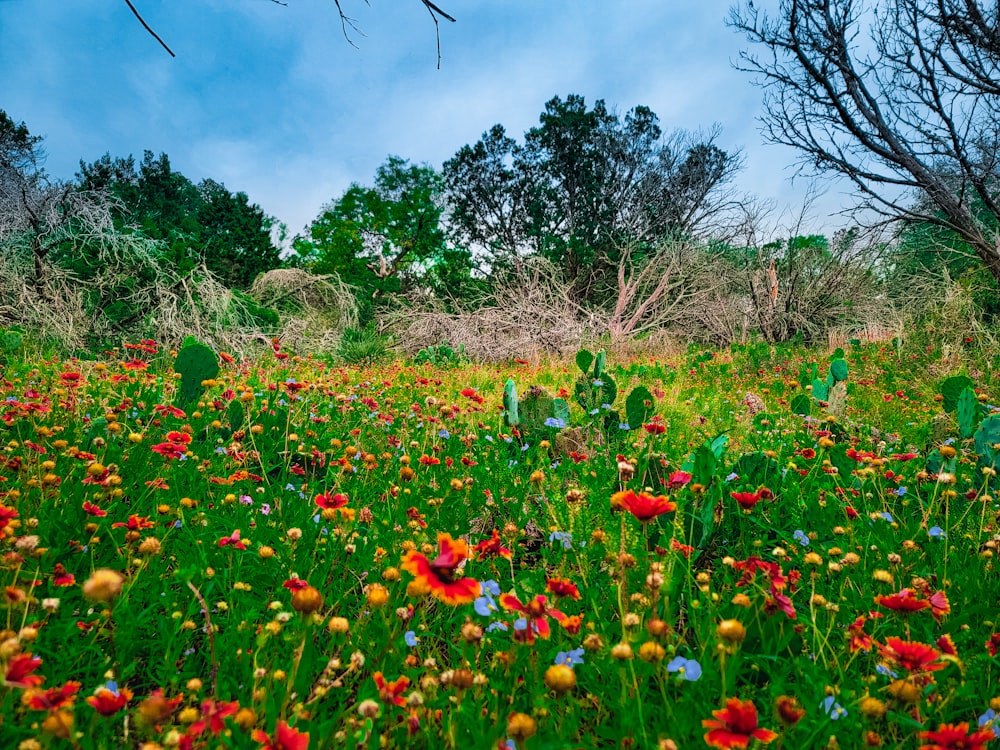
left=0, top=1, right=853, bottom=240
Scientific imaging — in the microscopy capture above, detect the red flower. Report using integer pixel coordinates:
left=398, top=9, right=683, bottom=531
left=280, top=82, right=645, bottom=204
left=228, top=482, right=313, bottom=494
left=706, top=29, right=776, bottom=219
left=151, top=442, right=186, bottom=459
left=27, top=680, right=81, bottom=711
left=112, top=514, right=155, bottom=530
left=472, top=529, right=512, bottom=560
left=611, top=490, right=677, bottom=522
left=702, top=697, right=777, bottom=749
left=847, top=615, right=873, bottom=653
left=546, top=577, right=581, bottom=600
left=52, top=563, right=76, bottom=587
left=671, top=538, right=695, bottom=557
left=219, top=351, right=235, bottom=364
left=82, top=501, right=107, bottom=517
left=643, top=422, right=666, bottom=435
left=919, top=722, right=995, bottom=750
left=86, top=686, right=133, bottom=715
left=153, top=404, right=186, bottom=419
left=314, top=491, right=349, bottom=510
left=418, top=454, right=441, bottom=466
left=165, top=430, right=192, bottom=445
left=401, top=533, right=479, bottom=605
left=936, top=634, right=958, bottom=656
left=498, top=593, right=565, bottom=640
left=283, top=578, right=309, bottom=591
left=876, top=588, right=931, bottom=613
left=373, top=672, right=410, bottom=706
left=5, top=653, right=44, bottom=687
left=985, top=633, right=1000, bottom=657
left=731, top=490, right=766, bottom=510
left=218, top=529, right=247, bottom=550
left=252, top=721, right=310, bottom=750
left=879, top=637, right=946, bottom=673
left=667, top=470, right=692, bottom=488
left=189, top=699, right=240, bottom=736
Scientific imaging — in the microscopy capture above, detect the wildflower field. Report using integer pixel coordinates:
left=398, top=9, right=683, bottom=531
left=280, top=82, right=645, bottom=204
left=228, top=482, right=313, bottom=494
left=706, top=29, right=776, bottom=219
left=2, top=335, right=1000, bottom=750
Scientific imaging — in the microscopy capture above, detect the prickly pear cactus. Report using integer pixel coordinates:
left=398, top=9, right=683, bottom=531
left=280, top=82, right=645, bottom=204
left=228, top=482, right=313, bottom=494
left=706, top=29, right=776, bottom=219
left=957, top=386, right=981, bottom=439
left=174, top=342, right=220, bottom=407
left=625, top=385, right=654, bottom=429
left=519, top=385, right=556, bottom=433
left=940, top=375, right=974, bottom=413
left=503, top=379, right=519, bottom=427
left=974, top=413, right=1000, bottom=473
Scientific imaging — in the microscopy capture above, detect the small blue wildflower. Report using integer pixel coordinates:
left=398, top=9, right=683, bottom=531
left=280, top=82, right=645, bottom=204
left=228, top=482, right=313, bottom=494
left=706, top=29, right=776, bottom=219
left=979, top=708, right=1000, bottom=738
left=173, top=521, right=182, bottom=529
left=944, top=437, right=956, bottom=445
left=438, top=429, right=450, bottom=439
left=876, top=663, right=898, bottom=678
left=878, top=511, right=894, bottom=523
left=820, top=696, right=847, bottom=720
left=485, top=435, right=493, bottom=442
left=895, top=486, right=907, bottom=497
left=544, top=417, right=565, bottom=429
left=601, top=403, right=612, bottom=410
left=793, top=530, right=810, bottom=546
left=313, top=513, right=321, bottom=524
left=725, top=472, right=739, bottom=482
left=549, top=531, right=573, bottom=549
left=928, top=526, right=946, bottom=538
left=508, top=460, right=518, bottom=468
left=666, top=657, right=702, bottom=681
left=592, top=379, right=604, bottom=387
left=618, top=423, right=631, bottom=430
left=215, top=446, right=227, bottom=454
left=475, top=594, right=498, bottom=617
left=513, top=618, right=528, bottom=631
left=589, top=408, right=599, bottom=415
left=505, top=741, right=516, bottom=750
left=285, top=483, right=297, bottom=492
left=486, top=621, right=508, bottom=632
left=481, top=580, right=501, bottom=597
left=522, top=443, right=530, bottom=451
left=555, top=648, right=585, bottom=667
left=105, top=680, right=119, bottom=694
left=404, top=630, right=420, bottom=647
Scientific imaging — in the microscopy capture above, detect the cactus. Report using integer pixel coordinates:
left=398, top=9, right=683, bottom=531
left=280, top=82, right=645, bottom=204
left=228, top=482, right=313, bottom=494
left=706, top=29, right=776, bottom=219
left=575, top=349, right=595, bottom=376
left=519, top=385, right=556, bottom=433
left=503, top=379, right=519, bottom=427
left=174, top=341, right=220, bottom=407
left=974, top=413, right=1000, bottom=473
left=829, top=358, right=849, bottom=383
left=940, top=375, right=975, bottom=413
left=790, top=393, right=811, bottom=416
left=957, top=386, right=981, bottom=439
left=625, top=385, right=654, bottom=429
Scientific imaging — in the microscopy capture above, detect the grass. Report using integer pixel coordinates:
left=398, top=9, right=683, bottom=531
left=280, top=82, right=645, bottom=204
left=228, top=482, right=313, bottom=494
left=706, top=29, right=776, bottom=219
left=0, top=337, right=998, bottom=749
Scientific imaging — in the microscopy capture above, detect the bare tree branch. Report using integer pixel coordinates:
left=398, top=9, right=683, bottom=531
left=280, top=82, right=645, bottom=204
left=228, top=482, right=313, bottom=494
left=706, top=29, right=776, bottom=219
left=123, top=0, right=175, bottom=58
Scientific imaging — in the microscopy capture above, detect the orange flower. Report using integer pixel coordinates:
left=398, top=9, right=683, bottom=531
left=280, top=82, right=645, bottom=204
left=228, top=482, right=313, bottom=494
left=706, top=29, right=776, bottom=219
left=876, top=588, right=931, bottom=613
left=611, top=490, right=677, bottom=522
left=472, top=529, right=512, bottom=560
left=919, top=722, right=995, bottom=750
left=86, top=685, right=133, bottom=716
left=702, top=697, right=777, bottom=749
left=27, top=681, right=81, bottom=711
left=546, top=577, right=581, bottom=600
left=879, top=637, right=946, bottom=673
left=314, top=491, right=349, bottom=510
left=252, top=720, right=310, bottom=750
left=401, top=533, right=479, bottom=605
left=498, top=593, right=566, bottom=640
left=373, top=672, right=410, bottom=706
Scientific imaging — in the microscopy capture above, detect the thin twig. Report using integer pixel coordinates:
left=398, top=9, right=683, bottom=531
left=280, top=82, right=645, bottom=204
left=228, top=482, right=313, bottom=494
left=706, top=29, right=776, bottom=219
left=187, top=581, right=219, bottom=697
left=123, top=0, right=176, bottom=57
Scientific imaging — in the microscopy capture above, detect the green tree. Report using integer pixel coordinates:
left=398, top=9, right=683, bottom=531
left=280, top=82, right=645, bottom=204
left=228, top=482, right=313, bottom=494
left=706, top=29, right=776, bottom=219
left=78, top=151, right=281, bottom=288
left=295, top=156, right=473, bottom=318
left=443, top=94, right=740, bottom=300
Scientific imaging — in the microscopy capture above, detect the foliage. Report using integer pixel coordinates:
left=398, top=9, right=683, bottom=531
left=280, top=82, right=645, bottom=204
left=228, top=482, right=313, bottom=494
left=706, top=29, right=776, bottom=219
left=336, top=323, right=393, bottom=366
left=0, top=337, right=998, bottom=748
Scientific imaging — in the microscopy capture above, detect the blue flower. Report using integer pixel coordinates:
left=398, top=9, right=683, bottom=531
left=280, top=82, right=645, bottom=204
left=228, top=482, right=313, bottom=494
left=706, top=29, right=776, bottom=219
left=480, top=580, right=501, bottom=597
left=928, top=525, right=946, bottom=538
left=793, top=530, right=810, bottom=546
left=592, top=379, right=604, bottom=387
left=820, top=695, right=847, bottom=719
left=475, top=593, right=498, bottom=617
left=438, top=429, right=450, bottom=439
left=618, top=423, right=631, bottom=430
left=404, top=630, right=420, bottom=647
left=666, top=656, right=702, bottom=681
left=875, top=663, right=898, bottom=678
left=979, top=708, right=1000, bottom=738
left=104, top=680, right=119, bottom=695
left=486, top=621, right=508, bottom=632
left=725, top=472, right=739, bottom=482
left=544, top=417, right=566, bottom=429
left=504, top=741, right=516, bottom=750
left=895, top=486, right=907, bottom=497
left=878, top=511, right=894, bottom=523
left=549, top=531, right=573, bottom=549
left=555, top=648, right=585, bottom=668
left=513, top=618, right=528, bottom=631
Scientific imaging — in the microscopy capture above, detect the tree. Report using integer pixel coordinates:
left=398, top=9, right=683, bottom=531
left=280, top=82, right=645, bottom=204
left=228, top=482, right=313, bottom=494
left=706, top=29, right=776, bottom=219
left=294, top=156, right=471, bottom=318
left=729, top=0, right=1000, bottom=284
left=443, top=94, right=741, bottom=300
left=78, top=151, right=282, bottom=288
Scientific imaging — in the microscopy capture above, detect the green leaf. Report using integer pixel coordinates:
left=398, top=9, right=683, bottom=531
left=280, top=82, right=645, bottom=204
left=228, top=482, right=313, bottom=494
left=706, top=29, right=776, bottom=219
left=957, top=386, right=980, bottom=439
left=625, top=386, right=654, bottom=429
left=790, top=393, right=811, bottom=416
left=575, top=349, right=594, bottom=375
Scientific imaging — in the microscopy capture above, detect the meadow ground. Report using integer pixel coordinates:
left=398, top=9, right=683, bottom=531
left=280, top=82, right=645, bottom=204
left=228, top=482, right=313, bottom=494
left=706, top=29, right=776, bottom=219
left=1, top=337, right=999, bottom=749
